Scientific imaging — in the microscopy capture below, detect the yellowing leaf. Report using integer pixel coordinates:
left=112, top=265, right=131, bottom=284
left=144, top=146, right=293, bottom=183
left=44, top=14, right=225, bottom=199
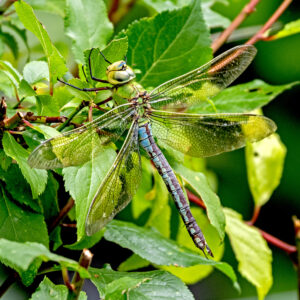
left=246, top=133, right=286, bottom=207
left=224, top=208, right=273, bottom=300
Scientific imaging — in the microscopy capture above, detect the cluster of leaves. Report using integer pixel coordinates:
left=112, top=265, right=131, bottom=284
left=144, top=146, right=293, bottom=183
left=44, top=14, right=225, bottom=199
left=0, top=0, right=299, bottom=299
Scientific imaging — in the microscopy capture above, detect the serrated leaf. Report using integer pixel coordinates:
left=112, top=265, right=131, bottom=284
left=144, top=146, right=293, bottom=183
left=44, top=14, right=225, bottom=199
left=36, top=95, right=60, bottom=116
left=246, top=134, right=286, bottom=207
left=0, top=186, right=48, bottom=246
left=63, top=148, right=116, bottom=240
left=30, top=276, right=87, bottom=300
left=90, top=268, right=194, bottom=300
left=65, top=0, right=113, bottom=63
left=271, top=19, right=300, bottom=40
left=162, top=207, right=225, bottom=284
left=23, top=61, right=49, bottom=84
left=0, top=164, right=42, bottom=212
left=141, top=0, right=230, bottom=28
left=104, top=220, right=238, bottom=285
left=3, top=132, right=48, bottom=198
left=224, top=208, right=273, bottom=300
left=123, top=0, right=211, bottom=88
left=0, top=239, right=90, bottom=279
left=15, top=0, right=67, bottom=86
left=0, top=149, right=12, bottom=171
left=173, top=163, right=225, bottom=240
left=188, top=79, right=300, bottom=113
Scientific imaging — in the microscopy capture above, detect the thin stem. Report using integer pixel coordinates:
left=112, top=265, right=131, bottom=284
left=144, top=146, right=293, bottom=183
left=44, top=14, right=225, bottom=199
left=259, top=228, right=297, bottom=254
left=293, top=216, right=300, bottom=297
left=211, top=0, right=261, bottom=53
left=57, top=101, right=87, bottom=132
left=248, top=205, right=261, bottom=225
left=25, top=113, right=68, bottom=124
left=68, top=249, right=93, bottom=300
left=246, top=0, right=292, bottom=45
left=62, top=267, right=74, bottom=292
left=49, top=198, right=75, bottom=232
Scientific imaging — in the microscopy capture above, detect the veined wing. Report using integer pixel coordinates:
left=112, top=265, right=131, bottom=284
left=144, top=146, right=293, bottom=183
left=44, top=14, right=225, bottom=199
left=149, top=45, right=257, bottom=110
left=28, top=103, right=134, bottom=169
left=150, top=110, right=276, bottom=157
left=86, top=120, right=141, bottom=235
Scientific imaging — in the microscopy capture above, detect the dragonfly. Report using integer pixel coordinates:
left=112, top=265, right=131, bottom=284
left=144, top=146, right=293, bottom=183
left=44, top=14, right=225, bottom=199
left=28, top=45, right=276, bottom=257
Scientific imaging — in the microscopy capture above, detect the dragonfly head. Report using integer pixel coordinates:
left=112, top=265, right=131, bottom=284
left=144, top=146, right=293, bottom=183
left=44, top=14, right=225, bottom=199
left=106, top=61, right=135, bottom=85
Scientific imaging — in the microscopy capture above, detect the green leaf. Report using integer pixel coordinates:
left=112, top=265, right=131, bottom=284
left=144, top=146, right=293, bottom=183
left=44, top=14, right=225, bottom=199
left=26, top=0, right=66, bottom=17
left=118, top=254, right=150, bottom=272
left=23, top=61, right=49, bottom=84
left=0, top=239, right=90, bottom=279
left=0, top=186, right=48, bottom=246
left=271, top=19, right=300, bottom=40
left=65, top=229, right=105, bottom=250
left=246, top=133, right=287, bottom=207
left=83, top=37, right=128, bottom=84
left=90, top=268, right=194, bottom=300
left=65, top=0, right=113, bottom=63
left=161, top=207, right=225, bottom=284
left=0, top=31, right=19, bottom=59
left=0, top=164, right=42, bottom=212
left=123, top=0, right=212, bottom=88
left=30, top=276, right=87, bottom=299
left=104, top=220, right=238, bottom=285
left=224, top=208, right=273, bottom=300
left=145, top=172, right=171, bottom=237
left=63, top=148, right=116, bottom=240
left=173, top=163, right=225, bottom=240
left=36, top=95, right=60, bottom=116
left=0, top=149, right=12, bottom=171
left=188, top=79, right=300, bottom=113
left=39, top=172, right=59, bottom=220
left=15, top=0, right=67, bottom=86
left=30, top=277, right=68, bottom=300
left=3, top=132, right=48, bottom=198
left=141, top=0, right=230, bottom=28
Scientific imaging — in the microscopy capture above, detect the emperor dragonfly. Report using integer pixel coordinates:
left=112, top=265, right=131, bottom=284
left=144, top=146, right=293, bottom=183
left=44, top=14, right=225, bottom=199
left=28, top=45, right=276, bottom=257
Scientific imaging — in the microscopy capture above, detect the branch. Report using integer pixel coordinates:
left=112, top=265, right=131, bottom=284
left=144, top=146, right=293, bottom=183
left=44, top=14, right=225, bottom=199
left=247, top=205, right=261, bottom=225
left=246, top=0, right=292, bottom=45
left=259, top=228, right=297, bottom=254
left=211, top=0, right=261, bottom=53
left=49, top=198, right=75, bottom=232
left=293, top=216, right=300, bottom=297
left=68, top=249, right=93, bottom=300
left=187, top=189, right=297, bottom=255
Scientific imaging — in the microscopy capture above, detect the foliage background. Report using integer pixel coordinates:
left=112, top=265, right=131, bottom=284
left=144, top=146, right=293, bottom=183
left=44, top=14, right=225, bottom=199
left=0, top=0, right=299, bottom=299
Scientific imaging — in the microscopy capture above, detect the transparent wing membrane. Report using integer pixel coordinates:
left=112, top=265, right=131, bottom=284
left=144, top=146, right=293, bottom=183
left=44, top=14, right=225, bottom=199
left=150, top=110, right=276, bottom=157
left=28, top=103, right=134, bottom=169
left=86, top=121, right=142, bottom=235
left=149, top=45, right=257, bottom=110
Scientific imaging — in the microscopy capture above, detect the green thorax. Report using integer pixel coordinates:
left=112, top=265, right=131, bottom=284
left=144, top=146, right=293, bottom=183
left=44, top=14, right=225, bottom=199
left=112, top=81, right=145, bottom=105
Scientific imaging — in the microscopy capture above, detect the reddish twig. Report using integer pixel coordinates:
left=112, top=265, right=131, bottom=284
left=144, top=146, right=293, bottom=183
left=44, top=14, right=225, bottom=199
left=62, top=267, right=74, bottom=292
left=61, top=223, right=77, bottom=228
left=293, top=217, right=300, bottom=296
left=211, top=0, right=261, bottom=53
left=108, top=0, right=120, bottom=21
left=247, top=205, right=261, bottom=225
left=49, top=198, right=75, bottom=232
left=246, top=0, right=292, bottom=45
left=187, top=190, right=206, bottom=209
left=259, top=228, right=297, bottom=254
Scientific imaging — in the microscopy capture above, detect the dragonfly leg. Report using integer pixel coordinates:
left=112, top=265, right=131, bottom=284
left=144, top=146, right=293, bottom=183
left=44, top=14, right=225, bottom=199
left=88, top=48, right=109, bottom=83
left=57, top=78, right=111, bottom=92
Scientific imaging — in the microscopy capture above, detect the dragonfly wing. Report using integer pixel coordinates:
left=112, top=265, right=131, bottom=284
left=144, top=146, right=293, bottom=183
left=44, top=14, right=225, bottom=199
left=150, top=110, right=276, bottom=157
left=86, top=120, right=141, bottom=235
left=28, top=103, right=134, bottom=169
left=149, top=45, right=257, bottom=110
